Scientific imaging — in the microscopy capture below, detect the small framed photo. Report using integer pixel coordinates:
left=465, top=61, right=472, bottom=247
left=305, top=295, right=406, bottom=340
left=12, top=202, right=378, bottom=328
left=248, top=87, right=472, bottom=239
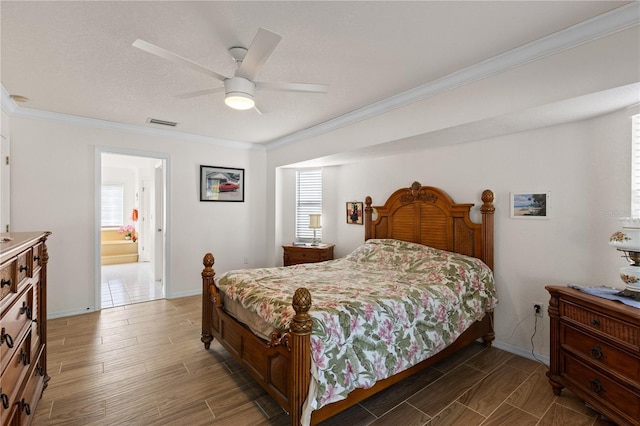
left=346, top=201, right=363, bottom=224
left=510, top=191, right=551, bottom=219
left=200, top=165, right=244, bottom=202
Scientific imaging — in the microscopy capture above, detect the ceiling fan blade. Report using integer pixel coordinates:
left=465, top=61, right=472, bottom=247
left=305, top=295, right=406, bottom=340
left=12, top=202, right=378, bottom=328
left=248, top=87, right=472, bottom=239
left=235, top=28, right=282, bottom=81
left=256, top=81, right=329, bottom=93
left=174, top=87, right=225, bottom=99
left=132, top=39, right=229, bottom=82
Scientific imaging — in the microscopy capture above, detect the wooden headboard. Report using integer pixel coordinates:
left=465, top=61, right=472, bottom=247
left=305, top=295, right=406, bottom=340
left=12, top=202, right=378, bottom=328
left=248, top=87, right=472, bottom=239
left=364, top=182, right=495, bottom=270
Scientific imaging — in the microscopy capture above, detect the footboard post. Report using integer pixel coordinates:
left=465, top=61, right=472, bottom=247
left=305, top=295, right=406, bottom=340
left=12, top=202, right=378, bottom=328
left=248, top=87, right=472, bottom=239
left=289, top=288, right=313, bottom=426
left=201, top=253, right=215, bottom=350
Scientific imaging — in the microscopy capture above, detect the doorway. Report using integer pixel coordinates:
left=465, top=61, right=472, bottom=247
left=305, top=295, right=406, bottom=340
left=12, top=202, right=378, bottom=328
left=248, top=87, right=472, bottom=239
left=98, top=151, right=167, bottom=309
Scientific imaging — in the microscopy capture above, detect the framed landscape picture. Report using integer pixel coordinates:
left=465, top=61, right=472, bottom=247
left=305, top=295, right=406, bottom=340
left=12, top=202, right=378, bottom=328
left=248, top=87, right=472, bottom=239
left=200, top=165, right=244, bottom=202
left=510, top=191, right=550, bottom=219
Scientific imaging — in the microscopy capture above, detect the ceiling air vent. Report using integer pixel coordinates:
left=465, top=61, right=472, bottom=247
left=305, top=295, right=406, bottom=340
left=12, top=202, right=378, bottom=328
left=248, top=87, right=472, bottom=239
left=147, top=118, right=178, bottom=127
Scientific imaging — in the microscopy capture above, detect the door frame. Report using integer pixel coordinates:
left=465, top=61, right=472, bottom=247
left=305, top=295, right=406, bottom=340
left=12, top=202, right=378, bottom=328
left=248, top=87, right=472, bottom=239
left=94, top=146, right=171, bottom=310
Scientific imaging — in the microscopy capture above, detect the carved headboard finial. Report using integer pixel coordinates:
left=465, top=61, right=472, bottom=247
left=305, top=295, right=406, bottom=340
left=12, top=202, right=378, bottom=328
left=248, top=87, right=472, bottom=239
left=481, top=189, right=496, bottom=213
left=401, top=181, right=436, bottom=204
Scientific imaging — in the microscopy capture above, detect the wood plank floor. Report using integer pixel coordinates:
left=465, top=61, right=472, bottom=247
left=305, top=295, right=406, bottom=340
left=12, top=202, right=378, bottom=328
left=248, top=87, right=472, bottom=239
left=34, top=296, right=615, bottom=425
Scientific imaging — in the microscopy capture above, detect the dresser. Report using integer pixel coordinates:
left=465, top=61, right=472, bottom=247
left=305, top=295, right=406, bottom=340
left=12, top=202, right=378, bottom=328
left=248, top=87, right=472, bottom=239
left=0, top=232, right=50, bottom=426
left=282, top=244, right=334, bottom=266
left=546, top=286, right=640, bottom=426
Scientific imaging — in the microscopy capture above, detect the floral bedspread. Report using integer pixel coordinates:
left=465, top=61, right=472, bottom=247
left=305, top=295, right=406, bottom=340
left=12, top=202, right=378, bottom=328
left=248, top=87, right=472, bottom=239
left=216, top=239, right=497, bottom=422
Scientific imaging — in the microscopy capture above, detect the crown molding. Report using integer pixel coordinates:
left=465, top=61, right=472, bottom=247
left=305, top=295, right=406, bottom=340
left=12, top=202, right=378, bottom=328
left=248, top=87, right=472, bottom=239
left=266, top=2, right=640, bottom=151
left=1, top=84, right=262, bottom=151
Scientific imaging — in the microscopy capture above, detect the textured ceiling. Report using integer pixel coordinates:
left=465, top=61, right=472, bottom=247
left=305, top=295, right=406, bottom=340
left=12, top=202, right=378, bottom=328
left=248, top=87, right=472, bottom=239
left=0, top=1, right=631, bottom=144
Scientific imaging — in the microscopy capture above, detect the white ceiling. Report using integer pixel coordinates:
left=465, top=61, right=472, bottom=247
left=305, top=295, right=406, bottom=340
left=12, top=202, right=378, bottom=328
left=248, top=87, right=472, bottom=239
left=0, top=1, right=635, bottom=145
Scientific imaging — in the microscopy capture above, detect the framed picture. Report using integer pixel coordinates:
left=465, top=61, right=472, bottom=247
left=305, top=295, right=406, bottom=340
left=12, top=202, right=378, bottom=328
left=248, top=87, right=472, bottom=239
left=200, top=165, right=244, bottom=202
left=346, top=201, right=363, bottom=224
left=510, top=191, right=551, bottom=219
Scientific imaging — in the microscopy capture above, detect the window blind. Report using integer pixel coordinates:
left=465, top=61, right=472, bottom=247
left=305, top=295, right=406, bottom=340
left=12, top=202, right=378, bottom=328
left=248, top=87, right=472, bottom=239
left=633, top=114, right=640, bottom=217
left=295, top=170, right=322, bottom=241
left=101, top=184, right=124, bottom=227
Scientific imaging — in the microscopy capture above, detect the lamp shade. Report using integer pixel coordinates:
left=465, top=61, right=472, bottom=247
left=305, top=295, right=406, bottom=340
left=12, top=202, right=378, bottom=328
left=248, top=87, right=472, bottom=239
left=309, top=214, right=322, bottom=229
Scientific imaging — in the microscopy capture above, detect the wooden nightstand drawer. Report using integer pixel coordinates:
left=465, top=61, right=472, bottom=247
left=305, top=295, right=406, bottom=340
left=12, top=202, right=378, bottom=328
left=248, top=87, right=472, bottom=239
left=562, top=353, right=640, bottom=424
left=282, top=244, right=334, bottom=266
left=561, top=299, right=639, bottom=349
left=561, top=323, right=640, bottom=383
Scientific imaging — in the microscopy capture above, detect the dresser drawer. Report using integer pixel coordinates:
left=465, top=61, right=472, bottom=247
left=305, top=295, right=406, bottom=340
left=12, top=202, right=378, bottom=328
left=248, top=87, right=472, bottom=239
left=0, top=259, right=15, bottom=303
left=0, top=332, right=31, bottom=422
left=561, top=323, right=640, bottom=383
left=563, top=352, right=640, bottom=424
left=31, top=243, right=43, bottom=274
left=16, top=249, right=32, bottom=288
left=561, top=299, right=639, bottom=350
left=1, top=288, right=34, bottom=366
left=16, top=346, right=45, bottom=426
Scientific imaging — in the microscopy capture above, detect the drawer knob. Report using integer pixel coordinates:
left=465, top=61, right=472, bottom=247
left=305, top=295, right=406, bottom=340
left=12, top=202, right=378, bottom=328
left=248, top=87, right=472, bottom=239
left=589, top=345, right=604, bottom=360
left=34, top=255, right=40, bottom=261
left=36, top=365, right=44, bottom=377
left=0, top=328, right=14, bottom=348
left=19, top=265, right=29, bottom=273
left=589, top=378, right=604, bottom=394
left=590, top=318, right=601, bottom=327
left=20, top=302, right=32, bottom=320
left=0, top=278, right=10, bottom=288
left=0, top=390, right=8, bottom=410
left=20, top=399, right=31, bottom=415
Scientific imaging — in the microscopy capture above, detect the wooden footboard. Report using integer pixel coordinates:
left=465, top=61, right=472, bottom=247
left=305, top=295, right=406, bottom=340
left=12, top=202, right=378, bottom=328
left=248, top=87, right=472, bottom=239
left=201, top=253, right=494, bottom=425
left=201, top=253, right=312, bottom=423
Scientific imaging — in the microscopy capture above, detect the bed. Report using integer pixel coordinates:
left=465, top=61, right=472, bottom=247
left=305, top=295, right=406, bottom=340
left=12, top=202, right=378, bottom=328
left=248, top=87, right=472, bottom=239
left=201, top=182, right=496, bottom=425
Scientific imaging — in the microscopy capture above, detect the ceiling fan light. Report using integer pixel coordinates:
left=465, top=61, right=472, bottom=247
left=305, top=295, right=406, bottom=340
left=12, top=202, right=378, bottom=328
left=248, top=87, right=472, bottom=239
left=225, top=93, right=255, bottom=110
left=224, top=76, right=256, bottom=110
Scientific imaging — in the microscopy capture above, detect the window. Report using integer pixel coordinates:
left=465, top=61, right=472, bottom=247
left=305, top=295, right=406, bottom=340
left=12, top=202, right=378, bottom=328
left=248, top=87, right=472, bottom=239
left=633, top=114, right=640, bottom=217
left=295, top=170, right=322, bottom=242
left=101, top=184, right=124, bottom=227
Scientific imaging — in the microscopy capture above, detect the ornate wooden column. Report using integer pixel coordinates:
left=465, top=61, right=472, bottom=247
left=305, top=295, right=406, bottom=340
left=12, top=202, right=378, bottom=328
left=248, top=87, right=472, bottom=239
left=480, top=189, right=495, bottom=271
left=289, top=288, right=312, bottom=426
left=201, top=253, right=215, bottom=349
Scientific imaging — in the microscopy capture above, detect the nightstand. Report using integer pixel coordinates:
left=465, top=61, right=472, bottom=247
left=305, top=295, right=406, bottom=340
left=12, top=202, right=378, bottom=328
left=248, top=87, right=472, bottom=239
left=546, top=285, right=640, bottom=426
left=282, top=244, right=335, bottom=266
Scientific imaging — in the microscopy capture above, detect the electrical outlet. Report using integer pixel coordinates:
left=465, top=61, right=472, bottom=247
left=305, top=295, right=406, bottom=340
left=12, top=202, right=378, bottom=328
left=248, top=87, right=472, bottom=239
left=533, top=303, right=543, bottom=317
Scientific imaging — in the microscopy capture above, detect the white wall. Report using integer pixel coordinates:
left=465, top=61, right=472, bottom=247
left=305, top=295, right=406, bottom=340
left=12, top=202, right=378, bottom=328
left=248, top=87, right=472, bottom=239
left=9, top=115, right=267, bottom=317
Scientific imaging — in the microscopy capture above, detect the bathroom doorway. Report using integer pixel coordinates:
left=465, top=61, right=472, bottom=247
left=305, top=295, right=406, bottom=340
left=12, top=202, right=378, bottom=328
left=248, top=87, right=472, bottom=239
left=99, top=151, right=167, bottom=308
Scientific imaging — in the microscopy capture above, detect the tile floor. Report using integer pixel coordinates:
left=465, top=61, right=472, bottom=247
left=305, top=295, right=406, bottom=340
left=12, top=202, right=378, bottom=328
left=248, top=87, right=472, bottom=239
left=35, top=296, right=618, bottom=425
left=100, top=261, right=164, bottom=308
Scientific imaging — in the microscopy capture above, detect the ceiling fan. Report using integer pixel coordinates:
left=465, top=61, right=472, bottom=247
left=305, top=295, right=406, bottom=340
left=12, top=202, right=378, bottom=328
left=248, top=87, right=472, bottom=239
left=132, top=28, right=328, bottom=112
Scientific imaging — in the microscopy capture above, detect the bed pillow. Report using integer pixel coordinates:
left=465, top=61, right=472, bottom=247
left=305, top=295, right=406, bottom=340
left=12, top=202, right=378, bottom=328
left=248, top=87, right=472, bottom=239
left=345, top=238, right=484, bottom=273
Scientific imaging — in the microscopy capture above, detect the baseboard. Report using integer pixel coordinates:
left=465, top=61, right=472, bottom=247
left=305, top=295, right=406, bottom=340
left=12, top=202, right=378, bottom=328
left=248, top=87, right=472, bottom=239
left=167, top=289, right=201, bottom=299
left=48, top=306, right=96, bottom=319
left=492, top=339, right=550, bottom=366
